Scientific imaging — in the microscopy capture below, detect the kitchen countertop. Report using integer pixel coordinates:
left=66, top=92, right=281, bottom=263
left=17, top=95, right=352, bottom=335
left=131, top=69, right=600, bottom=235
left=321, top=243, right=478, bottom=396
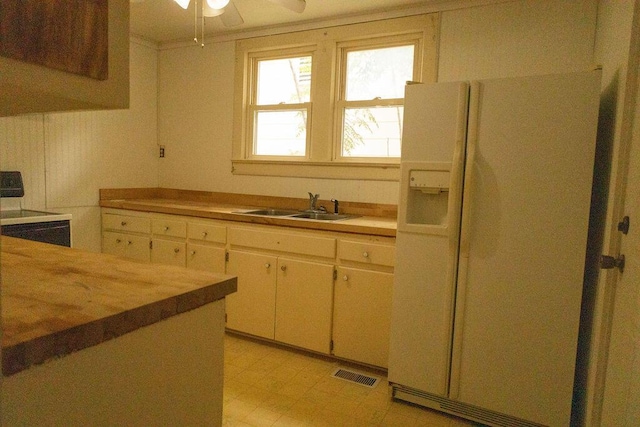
left=99, top=188, right=398, bottom=237
left=1, top=236, right=237, bottom=376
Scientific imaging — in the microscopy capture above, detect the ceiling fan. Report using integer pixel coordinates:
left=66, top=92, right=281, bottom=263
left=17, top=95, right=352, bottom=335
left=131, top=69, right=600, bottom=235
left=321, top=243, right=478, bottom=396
left=174, top=0, right=306, bottom=28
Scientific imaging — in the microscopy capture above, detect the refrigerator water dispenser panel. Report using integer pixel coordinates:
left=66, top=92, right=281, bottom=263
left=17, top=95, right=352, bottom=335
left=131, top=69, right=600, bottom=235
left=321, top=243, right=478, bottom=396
left=409, top=170, right=450, bottom=193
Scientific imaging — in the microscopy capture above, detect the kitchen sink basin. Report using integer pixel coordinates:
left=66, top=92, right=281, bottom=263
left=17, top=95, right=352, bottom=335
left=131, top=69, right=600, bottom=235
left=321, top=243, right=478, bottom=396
left=237, top=209, right=358, bottom=221
left=240, top=209, right=300, bottom=216
left=291, top=213, right=357, bottom=221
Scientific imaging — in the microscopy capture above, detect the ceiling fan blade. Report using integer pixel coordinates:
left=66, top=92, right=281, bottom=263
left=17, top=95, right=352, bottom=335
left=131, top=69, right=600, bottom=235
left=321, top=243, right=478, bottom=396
left=266, top=0, right=306, bottom=13
left=220, top=1, right=244, bottom=27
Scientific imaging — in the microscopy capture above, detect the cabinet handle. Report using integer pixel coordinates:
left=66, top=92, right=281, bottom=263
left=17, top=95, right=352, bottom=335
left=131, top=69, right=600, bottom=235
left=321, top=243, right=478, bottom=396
left=281, top=265, right=287, bottom=272
left=127, top=240, right=132, bottom=245
left=174, top=248, right=180, bottom=253
left=164, top=226, right=170, bottom=232
left=343, top=275, right=349, bottom=281
left=362, top=251, right=369, bottom=258
left=265, top=263, right=271, bottom=269
left=190, top=250, right=196, bottom=256
left=115, top=238, right=121, bottom=243
left=121, top=221, right=127, bottom=226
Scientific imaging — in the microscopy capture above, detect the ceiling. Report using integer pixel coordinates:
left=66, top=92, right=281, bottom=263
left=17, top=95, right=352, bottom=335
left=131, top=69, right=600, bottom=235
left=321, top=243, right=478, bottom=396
left=129, top=0, right=437, bottom=44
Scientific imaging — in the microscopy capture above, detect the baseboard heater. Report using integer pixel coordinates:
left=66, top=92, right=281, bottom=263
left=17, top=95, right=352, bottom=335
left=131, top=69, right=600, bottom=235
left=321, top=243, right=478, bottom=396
left=391, top=384, right=546, bottom=427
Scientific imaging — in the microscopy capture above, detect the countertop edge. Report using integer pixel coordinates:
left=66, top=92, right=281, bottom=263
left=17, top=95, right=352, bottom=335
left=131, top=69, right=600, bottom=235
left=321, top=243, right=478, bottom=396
left=99, top=199, right=397, bottom=238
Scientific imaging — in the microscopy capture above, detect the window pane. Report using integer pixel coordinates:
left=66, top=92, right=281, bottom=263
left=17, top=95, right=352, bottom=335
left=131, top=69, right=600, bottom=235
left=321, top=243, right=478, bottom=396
left=257, top=56, right=311, bottom=105
left=342, top=107, right=403, bottom=157
left=254, top=110, right=307, bottom=156
left=345, top=45, right=414, bottom=101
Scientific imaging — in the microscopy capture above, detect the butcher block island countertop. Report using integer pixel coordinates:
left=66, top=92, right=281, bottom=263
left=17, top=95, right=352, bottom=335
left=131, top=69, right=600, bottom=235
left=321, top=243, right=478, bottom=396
left=99, top=188, right=398, bottom=237
left=2, top=236, right=237, bottom=376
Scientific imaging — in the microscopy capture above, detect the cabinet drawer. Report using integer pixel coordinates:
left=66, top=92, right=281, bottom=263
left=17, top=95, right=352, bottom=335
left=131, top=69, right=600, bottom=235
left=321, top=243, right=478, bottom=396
left=103, top=213, right=150, bottom=234
left=338, top=240, right=396, bottom=267
left=152, top=218, right=187, bottom=238
left=229, top=227, right=335, bottom=259
left=188, top=221, right=226, bottom=244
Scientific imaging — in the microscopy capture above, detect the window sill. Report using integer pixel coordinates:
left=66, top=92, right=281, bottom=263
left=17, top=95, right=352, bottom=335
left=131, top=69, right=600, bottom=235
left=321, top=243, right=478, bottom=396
left=231, top=160, right=400, bottom=181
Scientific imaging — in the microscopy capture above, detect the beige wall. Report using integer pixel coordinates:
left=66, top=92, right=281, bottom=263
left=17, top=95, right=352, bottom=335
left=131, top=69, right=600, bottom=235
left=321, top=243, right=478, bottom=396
left=157, top=0, right=598, bottom=205
left=0, top=40, right=159, bottom=252
left=0, top=0, right=599, bottom=253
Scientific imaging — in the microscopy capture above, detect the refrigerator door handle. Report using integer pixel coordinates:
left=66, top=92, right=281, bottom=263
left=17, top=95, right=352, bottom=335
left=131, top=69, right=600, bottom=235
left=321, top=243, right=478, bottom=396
left=448, top=80, right=481, bottom=400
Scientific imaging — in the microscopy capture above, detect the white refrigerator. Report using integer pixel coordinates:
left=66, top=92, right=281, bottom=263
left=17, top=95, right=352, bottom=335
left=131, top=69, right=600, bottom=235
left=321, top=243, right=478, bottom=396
left=388, top=70, right=601, bottom=427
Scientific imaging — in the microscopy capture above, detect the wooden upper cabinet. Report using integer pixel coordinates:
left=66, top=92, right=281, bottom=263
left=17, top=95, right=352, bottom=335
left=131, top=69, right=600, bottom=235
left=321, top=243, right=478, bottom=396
left=0, top=0, right=129, bottom=116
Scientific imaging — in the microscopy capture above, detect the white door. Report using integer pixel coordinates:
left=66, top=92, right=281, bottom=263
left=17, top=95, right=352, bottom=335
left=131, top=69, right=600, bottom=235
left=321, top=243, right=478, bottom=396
left=450, top=71, right=602, bottom=425
left=600, top=38, right=640, bottom=424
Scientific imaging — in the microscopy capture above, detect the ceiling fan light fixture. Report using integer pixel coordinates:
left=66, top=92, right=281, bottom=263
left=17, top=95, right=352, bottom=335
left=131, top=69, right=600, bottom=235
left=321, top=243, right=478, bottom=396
left=206, top=0, right=230, bottom=9
left=203, top=2, right=225, bottom=17
left=174, top=0, right=191, bottom=9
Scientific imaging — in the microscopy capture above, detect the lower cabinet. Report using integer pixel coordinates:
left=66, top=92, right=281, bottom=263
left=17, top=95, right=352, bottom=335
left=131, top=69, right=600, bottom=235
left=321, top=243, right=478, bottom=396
left=151, top=238, right=186, bottom=267
left=187, top=243, right=226, bottom=274
left=275, top=257, right=334, bottom=354
left=226, top=250, right=334, bottom=354
left=102, top=231, right=150, bottom=262
left=226, top=250, right=277, bottom=340
left=102, top=208, right=396, bottom=367
left=333, top=266, right=394, bottom=368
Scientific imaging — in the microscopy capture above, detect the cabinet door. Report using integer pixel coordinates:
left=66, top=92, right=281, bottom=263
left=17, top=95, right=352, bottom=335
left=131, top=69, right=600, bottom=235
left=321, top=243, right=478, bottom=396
left=103, top=231, right=126, bottom=257
left=226, top=250, right=277, bottom=339
left=333, top=266, right=394, bottom=368
left=275, top=257, right=334, bottom=354
left=187, top=243, right=226, bottom=274
left=151, top=239, right=186, bottom=267
left=103, top=231, right=150, bottom=262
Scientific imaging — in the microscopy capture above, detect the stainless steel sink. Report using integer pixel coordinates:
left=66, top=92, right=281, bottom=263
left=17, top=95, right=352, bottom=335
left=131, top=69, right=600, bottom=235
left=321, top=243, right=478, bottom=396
left=291, top=213, right=357, bottom=221
left=237, top=209, right=358, bottom=221
left=240, top=209, right=300, bottom=216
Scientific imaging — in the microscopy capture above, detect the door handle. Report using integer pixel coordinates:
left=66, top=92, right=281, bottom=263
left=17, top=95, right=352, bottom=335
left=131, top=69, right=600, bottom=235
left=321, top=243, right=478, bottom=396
left=600, top=254, right=625, bottom=273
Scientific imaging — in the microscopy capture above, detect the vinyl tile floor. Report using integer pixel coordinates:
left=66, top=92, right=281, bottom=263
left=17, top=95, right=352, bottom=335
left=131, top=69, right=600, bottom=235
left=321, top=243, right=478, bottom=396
left=222, top=333, right=479, bottom=426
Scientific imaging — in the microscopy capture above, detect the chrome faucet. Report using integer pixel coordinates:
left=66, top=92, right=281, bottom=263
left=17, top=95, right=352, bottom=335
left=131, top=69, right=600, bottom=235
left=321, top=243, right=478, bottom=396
left=308, top=192, right=320, bottom=211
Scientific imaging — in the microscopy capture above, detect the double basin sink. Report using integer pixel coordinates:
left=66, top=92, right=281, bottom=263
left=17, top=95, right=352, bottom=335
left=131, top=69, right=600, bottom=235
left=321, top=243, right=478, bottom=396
left=237, top=208, right=357, bottom=221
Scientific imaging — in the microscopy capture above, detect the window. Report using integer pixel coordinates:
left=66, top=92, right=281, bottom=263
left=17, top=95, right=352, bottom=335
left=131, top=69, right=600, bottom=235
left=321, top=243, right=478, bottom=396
left=337, top=41, right=418, bottom=160
left=251, top=54, right=312, bottom=157
left=232, top=14, right=438, bottom=180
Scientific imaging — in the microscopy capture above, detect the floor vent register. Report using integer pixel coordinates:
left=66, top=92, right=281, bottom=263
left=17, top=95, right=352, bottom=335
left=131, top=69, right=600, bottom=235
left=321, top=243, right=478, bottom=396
left=331, top=368, right=380, bottom=388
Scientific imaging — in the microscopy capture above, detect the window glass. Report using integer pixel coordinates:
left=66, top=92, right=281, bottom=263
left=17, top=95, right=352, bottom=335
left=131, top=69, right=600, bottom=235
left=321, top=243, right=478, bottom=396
left=254, top=110, right=307, bottom=156
left=253, top=55, right=311, bottom=157
left=341, top=44, right=414, bottom=158
left=345, top=45, right=414, bottom=101
left=257, top=56, right=311, bottom=104
left=343, top=106, right=403, bottom=157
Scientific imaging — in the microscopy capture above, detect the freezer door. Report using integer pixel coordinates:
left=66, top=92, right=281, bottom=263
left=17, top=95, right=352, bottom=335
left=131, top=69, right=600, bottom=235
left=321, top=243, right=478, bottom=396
left=450, top=70, right=601, bottom=425
left=389, top=81, right=469, bottom=396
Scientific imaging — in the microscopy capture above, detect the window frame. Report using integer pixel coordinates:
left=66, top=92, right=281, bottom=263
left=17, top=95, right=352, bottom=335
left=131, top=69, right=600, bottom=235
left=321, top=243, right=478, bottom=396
left=247, top=48, right=315, bottom=161
left=232, top=14, right=439, bottom=181
left=334, top=35, right=423, bottom=163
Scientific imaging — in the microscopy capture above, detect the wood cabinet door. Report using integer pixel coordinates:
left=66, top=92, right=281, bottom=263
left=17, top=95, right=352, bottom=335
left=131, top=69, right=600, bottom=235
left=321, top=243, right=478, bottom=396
left=333, top=266, right=394, bottom=368
left=103, top=231, right=150, bottom=263
left=275, top=257, right=334, bottom=354
left=186, top=243, right=226, bottom=274
left=226, top=250, right=277, bottom=339
left=151, top=239, right=186, bottom=267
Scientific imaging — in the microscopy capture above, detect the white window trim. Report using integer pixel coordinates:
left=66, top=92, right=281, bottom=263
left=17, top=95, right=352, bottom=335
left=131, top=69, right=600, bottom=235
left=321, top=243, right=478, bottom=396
left=232, top=14, right=439, bottom=181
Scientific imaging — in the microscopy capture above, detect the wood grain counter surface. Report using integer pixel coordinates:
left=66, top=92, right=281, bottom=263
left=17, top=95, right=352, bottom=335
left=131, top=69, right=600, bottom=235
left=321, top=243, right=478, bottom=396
left=1, top=237, right=237, bottom=376
left=99, top=188, right=398, bottom=237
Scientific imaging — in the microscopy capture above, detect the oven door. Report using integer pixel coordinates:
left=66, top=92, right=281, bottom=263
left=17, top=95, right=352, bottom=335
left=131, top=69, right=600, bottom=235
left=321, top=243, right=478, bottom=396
left=2, top=220, right=71, bottom=247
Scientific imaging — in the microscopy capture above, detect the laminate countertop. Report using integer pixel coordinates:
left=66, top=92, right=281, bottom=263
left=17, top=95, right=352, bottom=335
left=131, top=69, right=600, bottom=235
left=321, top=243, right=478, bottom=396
left=1, top=236, right=237, bottom=376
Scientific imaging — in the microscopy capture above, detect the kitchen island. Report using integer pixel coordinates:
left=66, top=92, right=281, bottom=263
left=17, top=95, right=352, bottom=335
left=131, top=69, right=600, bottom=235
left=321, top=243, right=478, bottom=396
left=1, top=236, right=236, bottom=426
